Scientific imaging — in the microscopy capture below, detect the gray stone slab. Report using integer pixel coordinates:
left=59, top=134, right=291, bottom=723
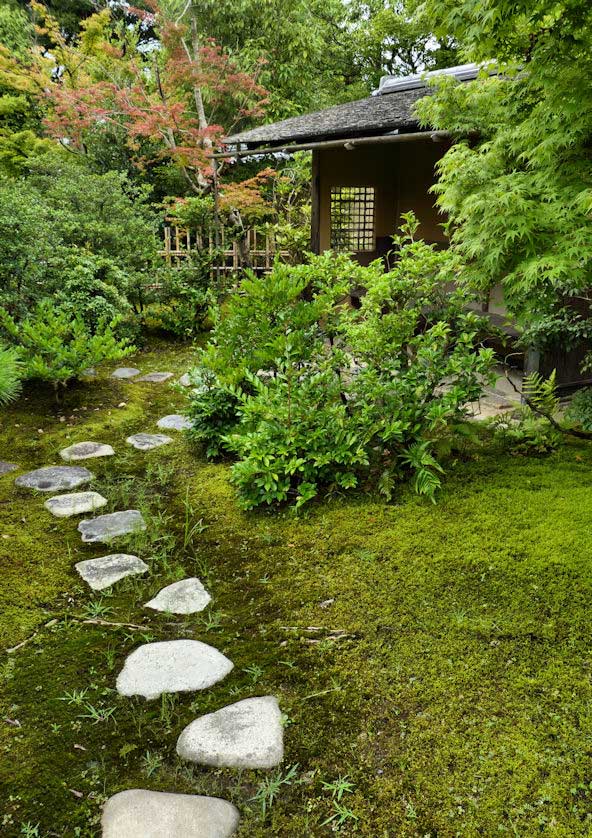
left=15, top=466, right=93, bottom=492
left=179, top=373, right=192, bottom=387
left=116, top=640, right=233, bottom=700
left=78, top=510, right=146, bottom=543
left=75, top=554, right=148, bottom=591
left=176, top=696, right=283, bottom=769
left=144, top=578, right=211, bottom=615
left=81, top=367, right=97, bottom=377
left=156, top=414, right=193, bottom=432
left=112, top=367, right=141, bottom=379
left=102, top=790, right=240, bottom=838
left=134, top=372, right=174, bottom=383
left=60, top=441, right=115, bottom=461
left=45, top=491, right=108, bottom=518
left=126, top=433, right=173, bottom=451
left=0, top=461, right=18, bottom=476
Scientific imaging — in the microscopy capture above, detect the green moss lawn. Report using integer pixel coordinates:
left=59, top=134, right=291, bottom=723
left=1, top=339, right=592, bottom=836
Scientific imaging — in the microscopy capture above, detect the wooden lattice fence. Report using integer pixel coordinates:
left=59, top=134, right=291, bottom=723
left=159, top=224, right=287, bottom=275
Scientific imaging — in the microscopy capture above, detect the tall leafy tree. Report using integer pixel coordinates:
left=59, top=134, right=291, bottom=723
left=417, top=0, right=592, bottom=360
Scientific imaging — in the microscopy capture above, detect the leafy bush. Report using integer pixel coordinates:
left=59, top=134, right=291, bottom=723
left=0, top=345, right=22, bottom=406
left=566, top=387, right=592, bottom=431
left=0, top=301, right=134, bottom=400
left=186, top=369, right=242, bottom=458
left=188, top=215, right=495, bottom=508
left=150, top=258, right=214, bottom=339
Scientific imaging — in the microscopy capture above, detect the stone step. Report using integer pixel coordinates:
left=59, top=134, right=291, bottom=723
left=78, top=510, right=146, bottom=543
left=15, top=466, right=93, bottom=492
left=0, top=461, right=18, bottom=476
left=101, top=790, right=239, bottom=838
left=75, top=554, right=148, bottom=591
left=45, top=491, right=107, bottom=518
left=111, top=367, right=141, bottom=379
left=126, top=433, right=172, bottom=451
left=60, top=441, right=115, bottom=461
left=134, top=372, right=174, bottom=383
left=156, top=415, right=193, bottom=431
left=116, top=640, right=233, bottom=700
left=144, top=578, right=211, bottom=614
left=176, top=696, right=284, bottom=769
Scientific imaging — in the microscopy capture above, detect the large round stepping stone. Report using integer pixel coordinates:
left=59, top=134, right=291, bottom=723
left=144, top=578, right=211, bottom=615
left=134, top=372, right=174, bottom=383
left=75, top=554, right=148, bottom=591
left=116, top=640, right=233, bottom=700
left=126, top=433, right=172, bottom=451
left=15, top=466, right=93, bottom=492
left=177, top=696, right=284, bottom=769
left=156, top=415, right=193, bottom=432
left=45, top=491, right=108, bottom=518
left=78, top=510, right=146, bottom=543
left=179, top=373, right=192, bottom=387
left=112, top=367, right=140, bottom=379
left=102, top=790, right=239, bottom=838
left=60, top=441, right=115, bottom=461
left=0, top=461, right=18, bottom=476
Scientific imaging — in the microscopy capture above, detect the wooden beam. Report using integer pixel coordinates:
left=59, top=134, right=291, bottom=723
left=211, top=130, right=452, bottom=160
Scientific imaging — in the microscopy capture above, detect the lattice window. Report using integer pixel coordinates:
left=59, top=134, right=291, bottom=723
left=330, top=186, right=376, bottom=252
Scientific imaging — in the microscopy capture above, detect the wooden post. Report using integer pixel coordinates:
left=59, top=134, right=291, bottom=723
left=311, top=148, right=321, bottom=255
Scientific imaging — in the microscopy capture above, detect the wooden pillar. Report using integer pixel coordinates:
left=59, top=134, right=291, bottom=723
left=311, top=149, right=321, bottom=255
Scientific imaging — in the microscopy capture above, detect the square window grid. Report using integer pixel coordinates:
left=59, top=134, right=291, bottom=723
left=330, top=186, right=375, bottom=252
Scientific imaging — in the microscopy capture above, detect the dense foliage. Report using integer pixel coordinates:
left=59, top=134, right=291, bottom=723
left=188, top=217, right=494, bottom=508
left=417, top=0, right=592, bottom=365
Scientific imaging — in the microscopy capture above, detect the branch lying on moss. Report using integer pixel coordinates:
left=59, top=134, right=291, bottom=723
left=504, top=371, right=592, bottom=440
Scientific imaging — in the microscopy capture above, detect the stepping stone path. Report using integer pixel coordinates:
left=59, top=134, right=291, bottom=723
left=102, top=790, right=240, bottom=838
left=16, top=370, right=284, bottom=836
left=60, top=441, right=115, bottom=461
left=156, top=414, right=193, bottom=431
left=81, top=367, right=97, bottom=377
left=0, top=461, right=18, bottom=476
left=78, top=509, right=146, bottom=543
left=76, top=554, right=148, bottom=591
left=44, top=491, right=107, bottom=518
left=177, top=696, right=284, bottom=769
left=15, top=465, right=93, bottom=492
left=144, top=577, right=211, bottom=614
left=134, top=372, right=174, bottom=383
left=126, top=433, right=172, bottom=451
left=116, top=639, right=233, bottom=700
left=111, top=367, right=140, bottom=379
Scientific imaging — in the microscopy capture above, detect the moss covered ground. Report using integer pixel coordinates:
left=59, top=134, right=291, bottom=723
left=1, top=338, right=592, bottom=836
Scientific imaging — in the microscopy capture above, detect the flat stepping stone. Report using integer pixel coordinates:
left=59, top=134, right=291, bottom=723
left=156, top=414, right=192, bottom=431
left=78, top=510, right=146, bottom=543
left=134, top=372, right=174, bottom=383
left=15, top=466, right=93, bottom=492
left=116, top=640, right=233, bottom=700
left=0, top=461, right=18, bottom=476
left=126, top=433, right=172, bottom=451
left=177, top=696, right=283, bottom=769
left=81, top=367, right=96, bottom=377
left=45, top=491, right=107, bottom=518
left=102, top=790, right=239, bottom=838
left=112, top=367, right=141, bottom=379
left=179, top=373, right=192, bottom=387
left=60, top=441, right=115, bottom=461
left=144, top=578, right=211, bottom=614
left=75, top=554, right=148, bottom=591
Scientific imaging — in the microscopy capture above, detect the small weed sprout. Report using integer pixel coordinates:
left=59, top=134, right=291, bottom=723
left=250, top=763, right=299, bottom=817
left=142, top=751, right=164, bottom=778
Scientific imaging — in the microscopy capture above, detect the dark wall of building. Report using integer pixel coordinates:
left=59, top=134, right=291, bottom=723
left=315, top=138, right=450, bottom=262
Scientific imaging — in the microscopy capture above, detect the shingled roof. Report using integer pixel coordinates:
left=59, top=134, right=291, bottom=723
left=225, top=86, right=429, bottom=148
left=224, top=63, right=483, bottom=149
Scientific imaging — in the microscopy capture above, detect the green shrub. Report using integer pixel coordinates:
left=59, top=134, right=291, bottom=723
left=0, top=345, right=22, bottom=406
left=186, top=369, right=242, bottom=458
left=188, top=215, right=495, bottom=508
left=566, top=387, right=592, bottom=431
left=0, top=300, right=134, bottom=400
left=150, top=258, right=214, bottom=339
